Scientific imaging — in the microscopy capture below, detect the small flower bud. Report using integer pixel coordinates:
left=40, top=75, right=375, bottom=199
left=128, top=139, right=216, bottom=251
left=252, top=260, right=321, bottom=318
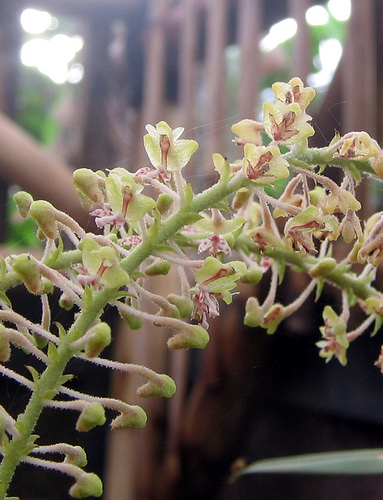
left=167, top=294, right=194, bottom=318
left=0, top=324, right=11, bottom=362
left=241, top=265, right=263, bottom=285
left=33, top=333, right=48, bottom=350
left=144, top=258, right=171, bottom=276
left=64, top=446, right=88, bottom=468
left=136, top=374, right=176, bottom=398
left=309, top=257, right=337, bottom=278
left=371, top=152, right=383, bottom=178
left=59, top=293, right=74, bottom=311
left=244, top=297, right=263, bottom=328
left=309, top=186, right=326, bottom=206
left=263, top=303, right=285, bottom=334
left=29, top=200, right=59, bottom=239
left=167, top=325, right=209, bottom=350
left=42, top=279, right=54, bottom=295
left=111, top=405, right=147, bottom=430
left=232, top=188, right=251, bottom=211
left=69, top=472, right=103, bottom=498
left=85, top=323, right=112, bottom=358
left=12, top=254, right=43, bottom=294
left=13, top=191, right=34, bottom=218
left=156, top=193, right=173, bottom=214
left=76, top=402, right=106, bottom=432
left=73, top=168, right=105, bottom=204
left=120, top=310, right=144, bottom=330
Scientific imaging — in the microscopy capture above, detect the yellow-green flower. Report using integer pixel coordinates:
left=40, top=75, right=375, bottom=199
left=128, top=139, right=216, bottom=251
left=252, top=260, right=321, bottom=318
left=263, top=101, right=315, bottom=145
left=316, top=306, right=349, bottom=366
left=334, top=132, right=380, bottom=160
left=144, top=121, right=198, bottom=172
left=243, top=144, right=289, bottom=184
left=272, top=77, right=316, bottom=110
left=231, top=119, right=264, bottom=146
left=105, top=168, right=156, bottom=223
left=75, top=237, right=130, bottom=289
left=320, top=188, right=361, bottom=215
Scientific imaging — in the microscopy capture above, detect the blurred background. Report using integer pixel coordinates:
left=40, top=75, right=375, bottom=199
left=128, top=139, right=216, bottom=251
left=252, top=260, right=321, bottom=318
left=1, top=1, right=383, bottom=499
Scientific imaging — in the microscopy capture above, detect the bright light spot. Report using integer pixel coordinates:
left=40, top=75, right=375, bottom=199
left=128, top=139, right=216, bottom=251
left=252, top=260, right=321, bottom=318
left=308, top=38, right=343, bottom=88
left=328, top=0, right=351, bottom=22
left=68, top=63, right=84, bottom=84
left=20, top=8, right=53, bottom=34
left=20, top=39, right=45, bottom=66
left=259, top=18, right=298, bottom=53
left=306, top=5, right=330, bottom=26
left=20, top=35, right=84, bottom=84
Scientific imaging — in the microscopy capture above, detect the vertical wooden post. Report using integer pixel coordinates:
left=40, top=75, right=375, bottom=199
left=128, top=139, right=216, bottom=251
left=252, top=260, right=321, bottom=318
left=141, top=0, right=170, bottom=127
left=203, top=0, right=229, bottom=171
left=0, top=4, right=21, bottom=242
left=237, top=0, right=262, bottom=119
left=341, top=0, right=377, bottom=215
left=288, top=0, right=311, bottom=81
left=178, top=0, right=200, bottom=134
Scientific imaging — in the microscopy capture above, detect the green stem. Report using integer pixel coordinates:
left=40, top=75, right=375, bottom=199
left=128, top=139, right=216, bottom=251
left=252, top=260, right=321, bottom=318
left=284, top=147, right=376, bottom=176
left=0, top=286, right=116, bottom=498
left=0, top=175, right=246, bottom=497
left=237, top=238, right=379, bottom=302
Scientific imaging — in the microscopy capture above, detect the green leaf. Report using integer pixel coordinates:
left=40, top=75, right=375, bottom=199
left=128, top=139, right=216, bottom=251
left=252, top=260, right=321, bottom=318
left=42, top=389, right=58, bottom=401
left=277, top=259, right=285, bottom=284
left=47, top=342, right=58, bottom=362
left=46, top=236, right=64, bottom=266
left=0, top=256, right=6, bottom=281
left=0, top=276, right=12, bottom=298
left=59, top=374, right=74, bottom=385
left=147, top=219, right=159, bottom=245
left=25, top=365, right=40, bottom=384
left=178, top=212, right=202, bottom=226
left=231, top=449, right=383, bottom=482
left=347, top=162, right=362, bottom=184
left=372, top=316, right=383, bottom=337
left=315, top=278, right=324, bottom=302
left=184, top=182, right=194, bottom=208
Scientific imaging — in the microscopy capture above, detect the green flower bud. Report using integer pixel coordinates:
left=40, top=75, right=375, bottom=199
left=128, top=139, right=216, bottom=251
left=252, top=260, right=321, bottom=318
left=309, top=185, right=326, bottom=206
left=29, top=200, right=59, bottom=239
left=0, top=324, right=10, bottom=362
left=309, top=257, right=337, bottom=278
left=241, top=265, right=263, bottom=285
left=244, top=297, right=263, bottom=328
left=85, top=323, right=112, bottom=358
left=136, top=374, right=176, bottom=398
left=120, top=310, right=144, bottom=330
left=144, top=258, right=171, bottom=276
left=76, top=403, right=106, bottom=432
left=13, top=191, right=34, bottom=218
left=73, top=168, right=105, bottom=204
left=33, top=333, right=48, bottom=350
left=156, top=193, right=173, bottom=214
left=232, top=187, right=251, bottom=210
left=64, top=446, right=88, bottom=468
left=167, top=325, right=209, bottom=350
left=69, top=473, right=103, bottom=498
left=12, top=254, right=43, bottom=294
left=111, top=405, right=147, bottom=430
left=167, top=294, right=194, bottom=318
left=59, top=293, right=74, bottom=311
left=42, top=278, right=54, bottom=295
left=262, top=303, right=285, bottom=335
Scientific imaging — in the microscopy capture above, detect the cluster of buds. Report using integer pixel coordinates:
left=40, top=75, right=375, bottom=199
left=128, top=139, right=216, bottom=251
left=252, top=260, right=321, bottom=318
left=3, top=77, right=383, bottom=498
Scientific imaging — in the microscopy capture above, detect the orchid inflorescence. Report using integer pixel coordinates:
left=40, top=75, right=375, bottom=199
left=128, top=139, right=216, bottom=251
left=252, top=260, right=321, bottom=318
left=1, top=77, right=383, bottom=497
